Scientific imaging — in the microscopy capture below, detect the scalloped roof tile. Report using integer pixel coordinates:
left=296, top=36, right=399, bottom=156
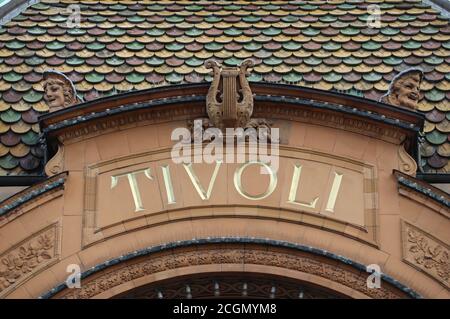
left=0, top=0, right=448, bottom=175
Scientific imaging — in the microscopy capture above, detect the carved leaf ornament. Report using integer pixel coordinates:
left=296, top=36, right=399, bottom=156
left=407, top=228, right=450, bottom=282
left=0, top=232, right=54, bottom=290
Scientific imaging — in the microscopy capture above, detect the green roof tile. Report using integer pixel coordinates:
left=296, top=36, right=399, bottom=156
left=248, top=73, right=263, bottom=82
left=204, top=43, right=223, bottom=51
left=46, top=41, right=65, bottom=51
left=362, top=41, right=382, bottom=51
left=264, top=57, right=283, bottom=66
left=282, top=73, right=302, bottom=83
left=185, top=28, right=203, bottom=37
left=23, top=91, right=43, bottom=103
left=3, top=72, right=23, bottom=83
left=166, top=16, right=184, bottom=23
left=126, top=73, right=145, bottom=84
left=166, top=43, right=184, bottom=52
left=21, top=131, right=40, bottom=145
left=425, top=89, right=445, bottom=102
left=1, top=109, right=21, bottom=123
left=263, top=28, right=282, bottom=36
left=224, top=57, right=243, bottom=66
left=86, top=42, right=106, bottom=51
left=126, top=42, right=145, bottom=51
left=186, top=57, right=203, bottom=67
left=323, top=72, right=342, bottom=83
left=68, top=29, right=86, bottom=36
left=6, top=41, right=25, bottom=50
left=166, top=73, right=183, bottom=83
left=426, top=130, right=447, bottom=145
left=0, top=154, right=19, bottom=170
left=146, top=57, right=164, bottom=66
left=85, top=72, right=105, bottom=84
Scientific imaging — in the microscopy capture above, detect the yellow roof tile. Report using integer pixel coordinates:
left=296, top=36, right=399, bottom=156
left=136, top=50, right=154, bottom=59
left=273, top=65, right=292, bottom=74
left=95, top=65, right=114, bottom=74
left=174, top=50, right=193, bottom=59
left=354, top=81, right=374, bottom=91
left=423, top=121, right=435, bottom=133
left=195, top=65, right=210, bottom=75
left=435, top=101, right=450, bottom=112
left=215, top=51, right=233, bottom=59
left=116, top=50, right=136, bottom=58
left=435, top=81, right=450, bottom=91
left=174, top=65, right=194, bottom=75
left=0, top=144, right=9, bottom=156
left=374, top=81, right=390, bottom=91
left=333, top=82, right=353, bottom=91
left=12, top=100, right=31, bottom=112
left=11, top=121, right=31, bottom=134
left=0, top=49, right=14, bottom=58
left=313, top=50, right=332, bottom=58
left=273, top=50, right=292, bottom=59
left=94, top=82, right=114, bottom=92
left=76, top=81, right=93, bottom=91
left=154, top=65, right=173, bottom=74
left=292, top=50, right=311, bottom=58
left=194, top=50, right=214, bottom=59
left=334, top=64, right=352, bottom=74
left=134, top=65, right=154, bottom=73
left=417, top=101, right=435, bottom=112
left=10, top=144, right=30, bottom=158
left=293, top=65, right=312, bottom=73
left=313, top=81, right=333, bottom=90
left=0, top=101, right=10, bottom=111
left=254, top=64, right=272, bottom=74
left=234, top=51, right=252, bottom=59
left=133, top=82, right=152, bottom=90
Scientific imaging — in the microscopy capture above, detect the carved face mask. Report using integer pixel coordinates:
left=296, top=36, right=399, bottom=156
left=394, top=73, right=422, bottom=109
left=44, top=82, right=65, bottom=110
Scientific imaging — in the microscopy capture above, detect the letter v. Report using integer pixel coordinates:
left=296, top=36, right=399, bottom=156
left=183, top=160, right=222, bottom=200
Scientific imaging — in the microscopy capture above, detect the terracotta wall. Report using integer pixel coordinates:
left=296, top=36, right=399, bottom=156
left=1, top=119, right=448, bottom=298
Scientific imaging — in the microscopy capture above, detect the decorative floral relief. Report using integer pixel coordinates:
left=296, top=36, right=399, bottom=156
left=0, top=225, right=58, bottom=295
left=58, top=247, right=403, bottom=299
left=403, top=222, right=449, bottom=289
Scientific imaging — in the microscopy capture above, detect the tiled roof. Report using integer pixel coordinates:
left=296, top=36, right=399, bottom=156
left=0, top=0, right=448, bottom=176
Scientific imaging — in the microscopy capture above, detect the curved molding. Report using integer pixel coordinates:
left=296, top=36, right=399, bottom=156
left=394, top=170, right=450, bottom=214
left=398, top=143, right=417, bottom=176
left=40, top=84, right=422, bottom=150
left=45, top=144, right=65, bottom=177
left=0, top=172, right=68, bottom=222
left=41, top=238, right=421, bottom=299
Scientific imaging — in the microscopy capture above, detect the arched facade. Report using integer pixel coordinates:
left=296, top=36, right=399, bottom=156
left=0, top=84, right=448, bottom=299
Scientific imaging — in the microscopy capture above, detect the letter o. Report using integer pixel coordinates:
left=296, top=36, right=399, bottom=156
left=234, top=161, right=277, bottom=200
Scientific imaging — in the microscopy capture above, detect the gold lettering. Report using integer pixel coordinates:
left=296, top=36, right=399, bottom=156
left=325, top=172, right=343, bottom=213
left=161, top=165, right=176, bottom=204
left=111, top=168, right=152, bottom=212
left=287, top=165, right=318, bottom=209
left=183, top=160, right=222, bottom=200
left=234, top=161, right=277, bottom=200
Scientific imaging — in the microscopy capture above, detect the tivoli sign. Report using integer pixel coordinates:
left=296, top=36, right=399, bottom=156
left=110, top=160, right=343, bottom=213
left=91, top=148, right=374, bottom=231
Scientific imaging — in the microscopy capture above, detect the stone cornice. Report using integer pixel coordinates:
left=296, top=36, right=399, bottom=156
left=40, top=84, right=423, bottom=150
left=394, top=170, right=450, bottom=215
left=0, top=172, right=67, bottom=220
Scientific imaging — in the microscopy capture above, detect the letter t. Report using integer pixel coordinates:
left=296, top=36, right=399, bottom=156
left=111, top=168, right=153, bottom=212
